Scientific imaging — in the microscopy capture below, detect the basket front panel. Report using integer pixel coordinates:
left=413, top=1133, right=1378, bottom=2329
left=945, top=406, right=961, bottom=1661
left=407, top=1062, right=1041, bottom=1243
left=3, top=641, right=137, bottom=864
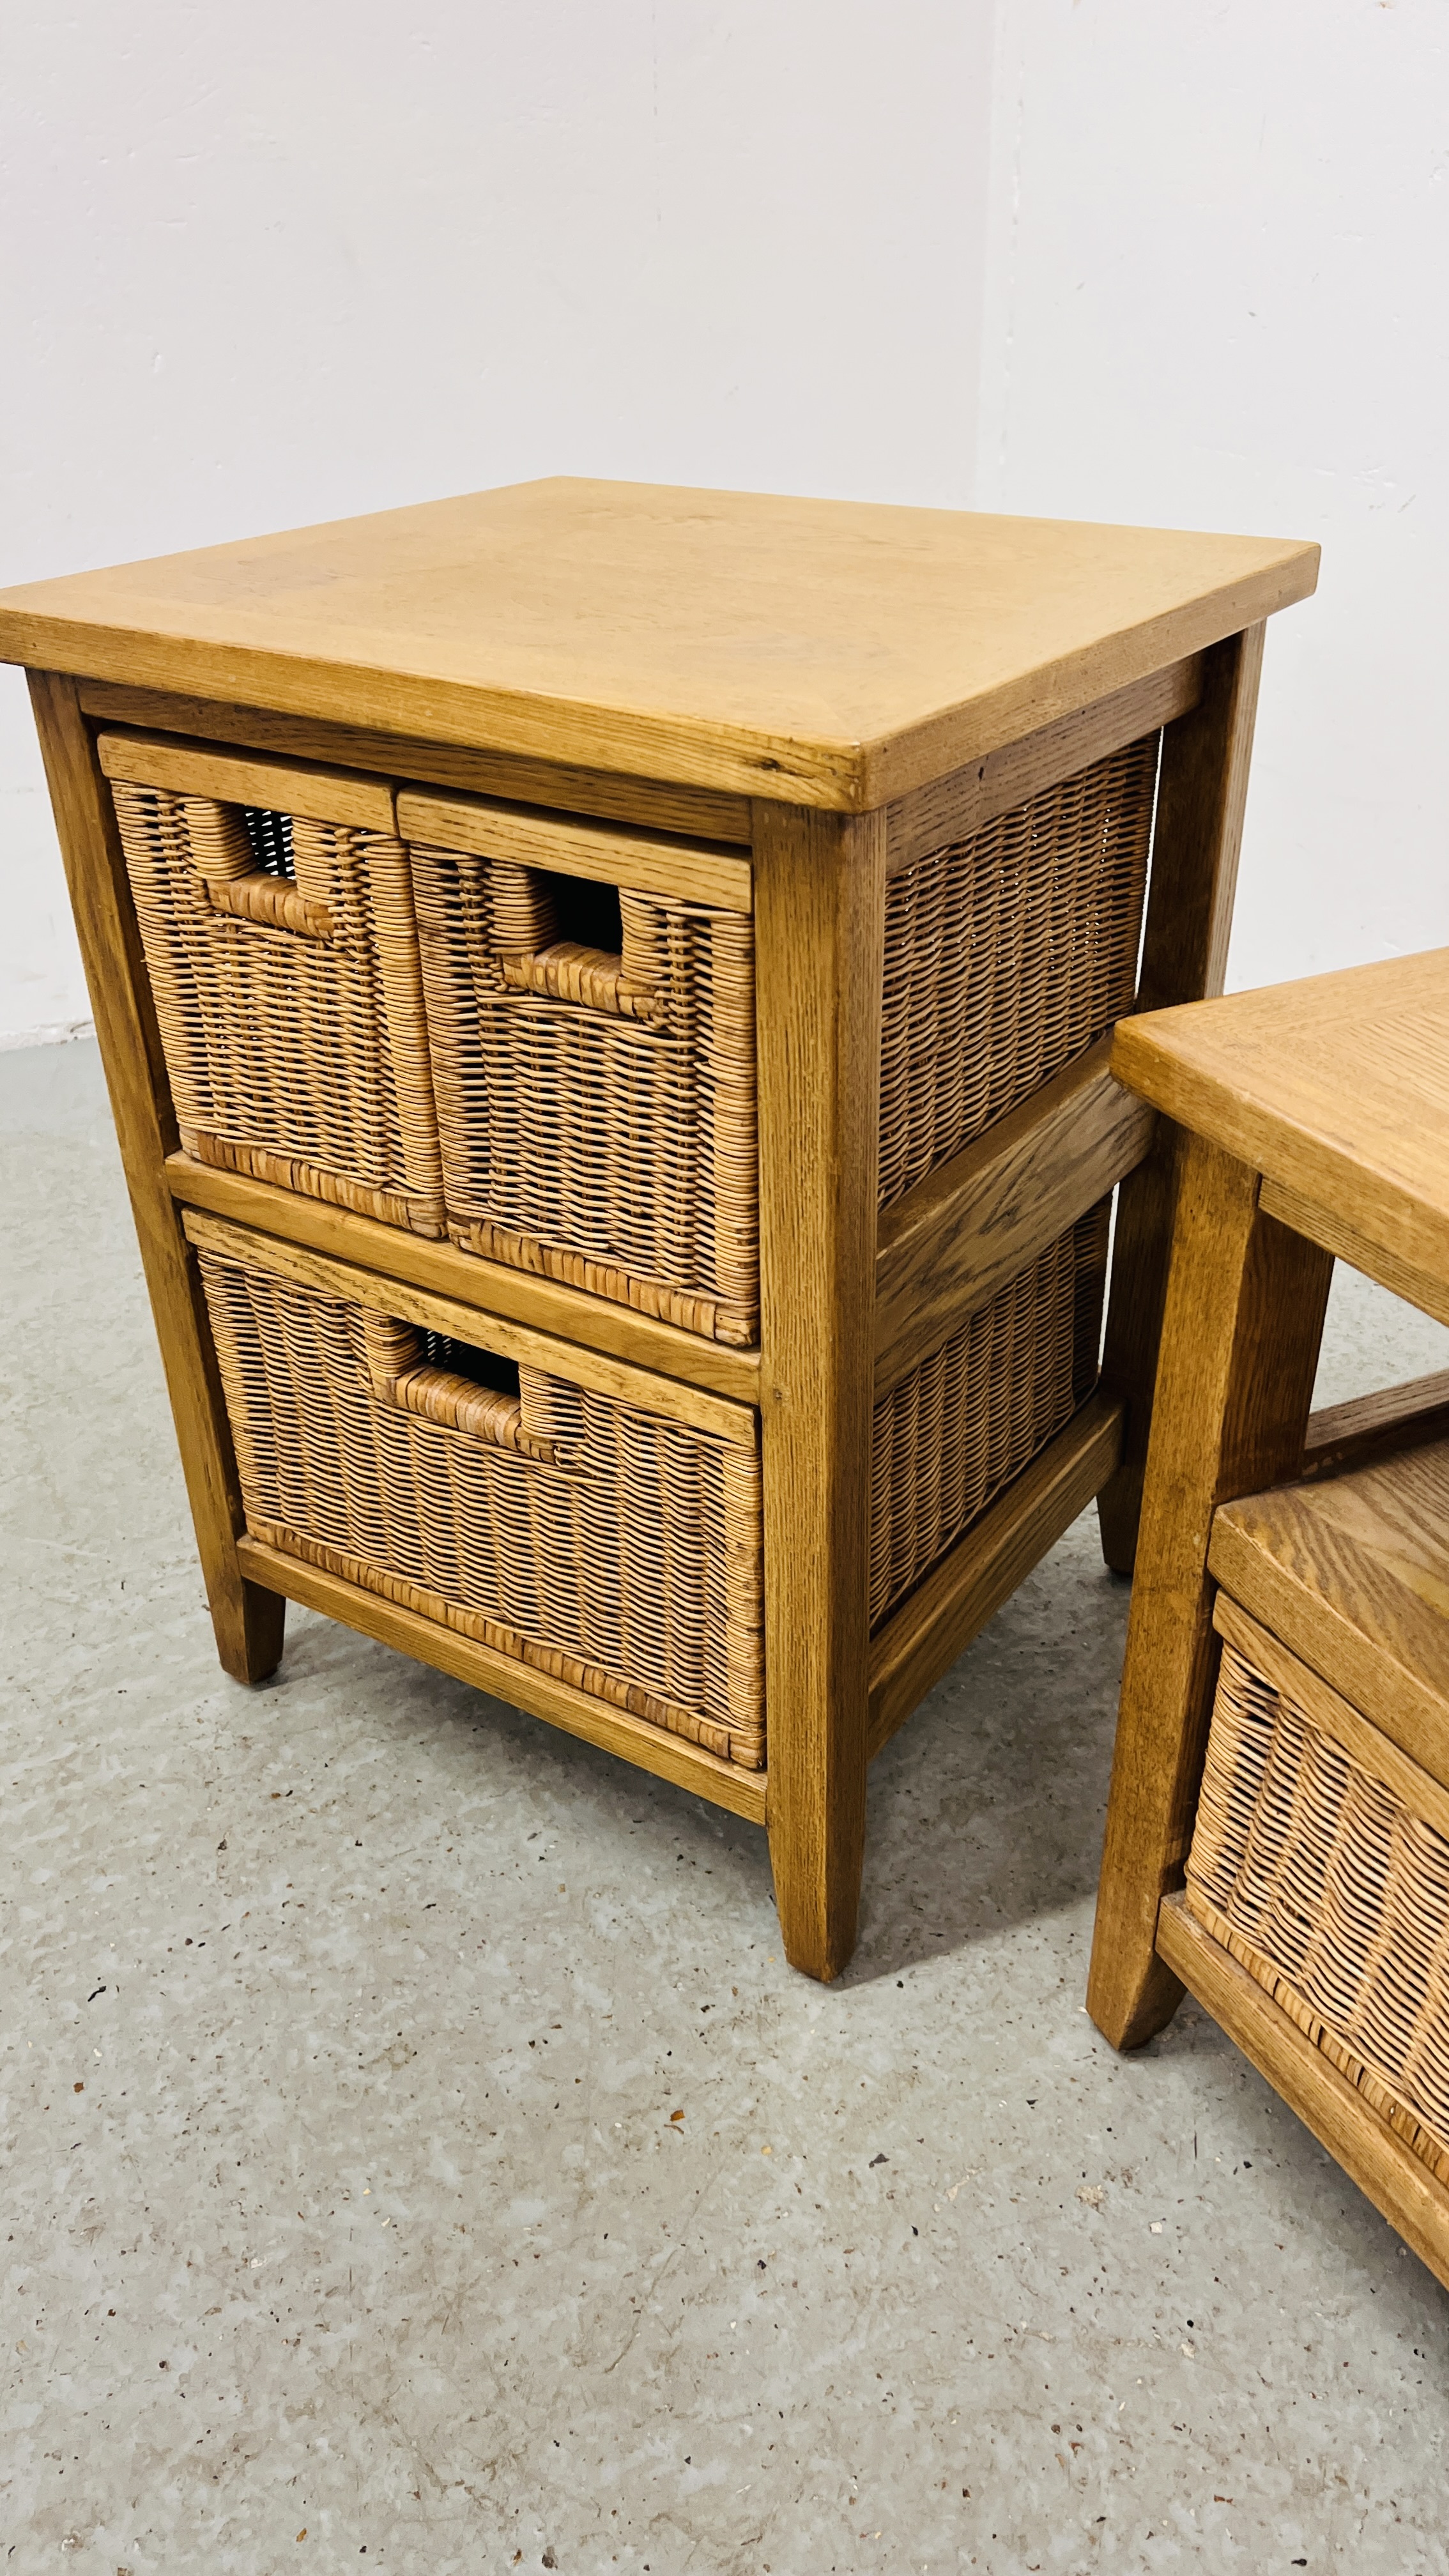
left=197, top=1246, right=764, bottom=1765
left=411, top=845, right=758, bottom=1330
left=1189, top=1639, right=1449, bottom=2174
left=869, top=1203, right=1109, bottom=1627
left=880, top=733, right=1156, bottom=1208
left=113, top=780, right=442, bottom=1218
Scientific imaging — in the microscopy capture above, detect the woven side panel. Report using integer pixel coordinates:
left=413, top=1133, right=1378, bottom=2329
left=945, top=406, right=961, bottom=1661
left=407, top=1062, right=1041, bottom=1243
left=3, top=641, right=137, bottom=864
left=1188, top=1640, right=1449, bottom=2181
left=880, top=734, right=1156, bottom=1208
left=112, top=781, right=445, bottom=1232
left=411, top=846, right=759, bottom=1345
left=199, top=1247, right=765, bottom=1768
left=868, top=1202, right=1109, bottom=1627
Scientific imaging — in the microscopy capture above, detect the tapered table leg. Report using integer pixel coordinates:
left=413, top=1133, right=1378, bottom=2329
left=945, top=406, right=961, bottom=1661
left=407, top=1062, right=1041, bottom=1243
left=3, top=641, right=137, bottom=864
left=1088, top=1131, right=1331, bottom=2048
left=754, top=801, right=885, bottom=1981
left=29, top=670, right=284, bottom=1683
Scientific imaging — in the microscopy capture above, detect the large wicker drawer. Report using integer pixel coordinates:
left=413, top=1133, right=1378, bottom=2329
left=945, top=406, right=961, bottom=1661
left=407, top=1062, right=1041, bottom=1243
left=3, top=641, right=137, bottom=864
left=101, top=731, right=445, bottom=1237
left=192, top=1197, right=1105, bottom=1781
left=402, top=732, right=1156, bottom=1349
left=1188, top=1603, right=1449, bottom=2188
left=192, top=1222, right=766, bottom=1770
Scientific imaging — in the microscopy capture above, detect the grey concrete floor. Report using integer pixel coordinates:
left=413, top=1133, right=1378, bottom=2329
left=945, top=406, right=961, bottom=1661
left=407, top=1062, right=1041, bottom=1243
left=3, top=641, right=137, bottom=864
left=3, top=1036, right=1449, bottom=2576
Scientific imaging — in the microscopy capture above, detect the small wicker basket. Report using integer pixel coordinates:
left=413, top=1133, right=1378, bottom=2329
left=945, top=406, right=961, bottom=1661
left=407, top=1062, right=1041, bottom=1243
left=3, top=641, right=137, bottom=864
left=1188, top=1629, right=1449, bottom=2186
left=410, top=835, right=760, bottom=1345
left=879, top=735, right=1156, bottom=1207
left=103, top=739, right=445, bottom=1237
left=407, top=734, right=1156, bottom=1345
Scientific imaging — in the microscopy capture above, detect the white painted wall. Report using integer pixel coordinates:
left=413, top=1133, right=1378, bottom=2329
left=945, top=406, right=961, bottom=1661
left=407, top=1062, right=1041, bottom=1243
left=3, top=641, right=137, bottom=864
left=979, top=0, right=1449, bottom=991
left=5, top=4, right=1445, bottom=1038
left=0, top=1, right=993, bottom=1041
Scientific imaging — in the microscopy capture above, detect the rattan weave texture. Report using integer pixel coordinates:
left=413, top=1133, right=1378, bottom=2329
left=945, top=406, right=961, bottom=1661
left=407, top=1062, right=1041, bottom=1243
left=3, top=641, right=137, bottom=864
left=868, top=1203, right=1109, bottom=1627
left=411, top=845, right=758, bottom=1344
left=879, top=734, right=1157, bottom=1207
left=112, top=779, right=445, bottom=1235
left=197, top=1243, right=765, bottom=1768
left=1188, top=1637, right=1449, bottom=2186
left=408, top=731, right=1155, bottom=1342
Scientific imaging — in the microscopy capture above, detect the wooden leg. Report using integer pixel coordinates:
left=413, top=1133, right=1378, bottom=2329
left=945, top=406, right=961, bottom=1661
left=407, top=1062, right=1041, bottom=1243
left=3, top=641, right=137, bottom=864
left=28, top=670, right=284, bottom=1683
left=1098, top=625, right=1266, bottom=1572
left=753, top=801, right=884, bottom=1981
left=1086, top=1133, right=1331, bottom=2049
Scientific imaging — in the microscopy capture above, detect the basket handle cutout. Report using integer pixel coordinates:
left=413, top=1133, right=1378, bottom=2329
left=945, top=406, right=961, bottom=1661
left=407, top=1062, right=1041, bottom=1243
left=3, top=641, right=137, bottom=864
left=491, top=866, right=663, bottom=1023
left=360, top=1313, right=556, bottom=1460
left=183, top=796, right=334, bottom=939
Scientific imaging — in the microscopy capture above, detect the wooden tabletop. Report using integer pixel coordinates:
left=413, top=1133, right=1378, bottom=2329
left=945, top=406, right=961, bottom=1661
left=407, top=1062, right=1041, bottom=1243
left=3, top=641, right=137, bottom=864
left=0, top=478, right=1317, bottom=809
left=1112, top=949, right=1449, bottom=1294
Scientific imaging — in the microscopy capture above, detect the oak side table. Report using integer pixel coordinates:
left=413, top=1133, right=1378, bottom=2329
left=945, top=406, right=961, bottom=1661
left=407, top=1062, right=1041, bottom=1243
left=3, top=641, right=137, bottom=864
left=1089, top=949, right=1449, bottom=2282
left=0, top=479, right=1317, bottom=1979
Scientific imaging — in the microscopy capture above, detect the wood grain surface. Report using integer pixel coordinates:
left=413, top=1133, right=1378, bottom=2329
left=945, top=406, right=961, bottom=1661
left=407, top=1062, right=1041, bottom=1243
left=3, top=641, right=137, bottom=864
left=0, top=479, right=1317, bottom=808
left=883, top=656, right=1202, bottom=873
left=165, top=1153, right=761, bottom=1402
left=1300, top=1368, right=1449, bottom=1484
left=97, top=728, right=397, bottom=831
left=1114, top=948, right=1449, bottom=1300
left=755, top=801, right=884, bottom=1979
left=1210, top=1437, right=1449, bottom=1785
left=1096, top=627, right=1268, bottom=1572
left=78, top=680, right=753, bottom=843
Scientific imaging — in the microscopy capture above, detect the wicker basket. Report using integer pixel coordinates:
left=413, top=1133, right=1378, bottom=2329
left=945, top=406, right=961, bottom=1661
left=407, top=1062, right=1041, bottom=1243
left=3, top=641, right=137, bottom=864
left=869, top=1204, right=1109, bottom=1626
left=105, top=739, right=445, bottom=1236
left=1188, top=1632, right=1449, bottom=2186
left=406, top=733, right=1156, bottom=1344
left=880, top=735, right=1156, bottom=1206
left=410, top=829, right=758, bottom=1344
left=197, top=1200, right=1105, bottom=1770
left=196, top=1236, right=765, bottom=1769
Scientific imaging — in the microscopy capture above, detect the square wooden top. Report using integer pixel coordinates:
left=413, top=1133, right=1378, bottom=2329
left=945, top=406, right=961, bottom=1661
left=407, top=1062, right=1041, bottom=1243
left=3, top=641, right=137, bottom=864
left=1112, top=949, right=1449, bottom=1294
left=0, top=477, right=1317, bottom=809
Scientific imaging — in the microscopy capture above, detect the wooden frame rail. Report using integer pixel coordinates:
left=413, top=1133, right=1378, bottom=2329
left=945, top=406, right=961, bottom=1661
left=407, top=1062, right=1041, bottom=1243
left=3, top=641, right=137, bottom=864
left=76, top=678, right=755, bottom=848
left=873, top=1037, right=1154, bottom=1397
left=1299, top=1368, right=1449, bottom=1484
left=1261, top=1177, right=1449, bottom=1335
left=165, top=1154, right=761, bottom=1405
left=884, top=656, right=1202, bottom=874
left=238, top=1537, right=767, bottom=1827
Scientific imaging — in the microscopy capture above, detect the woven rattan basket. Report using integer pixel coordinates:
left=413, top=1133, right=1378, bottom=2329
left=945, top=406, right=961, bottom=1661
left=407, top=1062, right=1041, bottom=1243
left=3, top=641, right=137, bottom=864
left=410, top=834, right=759, bottom=1344
left=406, top=733, right=1156, bottom=1344
left=197, top=1236, right=765, bottom=1768
left=879, top=735, right=1156, bottom=1208
left=1188, top=1632, right=1449, bottom=2187
left=105, top=740, right=445, bottom=1236
left=870, top=1203, right=1109, bottom=1627
left=197, top=1202, right=1105, bottom=1771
